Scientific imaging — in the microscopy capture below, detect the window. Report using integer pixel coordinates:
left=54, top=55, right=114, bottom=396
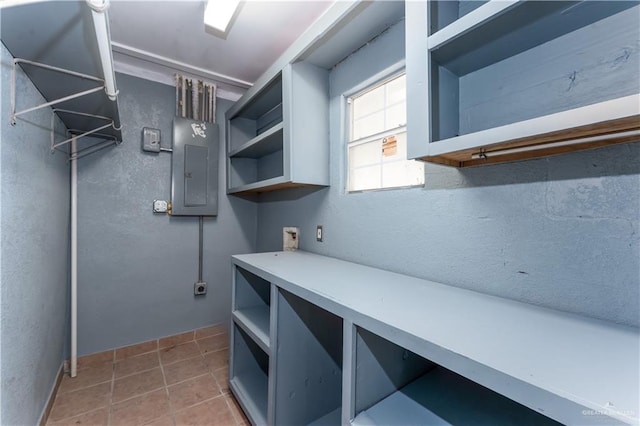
left=347, top=73, right=424, bottom=192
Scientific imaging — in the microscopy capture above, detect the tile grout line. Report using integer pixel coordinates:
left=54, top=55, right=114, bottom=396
left=157, top=347, right=177, bottom=425
left=107, top=349, right=116, bottom=426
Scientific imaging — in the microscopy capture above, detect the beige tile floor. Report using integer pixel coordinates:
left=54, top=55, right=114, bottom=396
left=47, top=326, right=249, bottom=426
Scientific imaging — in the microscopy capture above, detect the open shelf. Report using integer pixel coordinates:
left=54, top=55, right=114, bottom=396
left=228, top=74, right=283, bottom=152
left=428, top=1, right=637, bottom=76
left=230, top=324, right=269, bottom=426
left=228, top=154, right=285, bottom=193
left=353, top=368, right=561, bottom=426
left=226, top=60, right=329, bottom=194
left=352, top=327, right=560, bottom=426
left=233, top=306, right=270, bottom=354
left=274, top=289, right=343, bottom=426
left=423, top=4, right=639, bottom=166
left=229, top=123, right=284, bottom=158
left=407, top=1, right=640, bottom=167
left=232, top=251, right=639, bottom=425
left=233, top=267, right=271, bottom=351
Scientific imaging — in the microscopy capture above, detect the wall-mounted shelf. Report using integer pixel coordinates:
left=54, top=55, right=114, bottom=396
left=1, top=1, right=122, bottom=156
left=226, top=1, right=405, bottom=195
left=226, top=63, right=329, bottom=194
left=406, top=0, right=640, bottom=167
left=229, top=123, right=284, bottom=158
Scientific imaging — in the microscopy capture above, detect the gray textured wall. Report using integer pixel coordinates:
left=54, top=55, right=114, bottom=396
left=256, top=22, right=640, bottom=327
left=77, top=74, right=257, bottom=355
left=1, top=43, right=70, bottom=425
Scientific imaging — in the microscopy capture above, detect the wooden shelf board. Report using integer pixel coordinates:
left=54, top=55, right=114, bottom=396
left=229, top=122, right=284, bottom=159
left=419, top=94, right=640, bottom=167
left=228, top=178, right=326, bottom=195
left=422, top=115, right=640, bottom=168
left=233, top=307, right=271, bottom=354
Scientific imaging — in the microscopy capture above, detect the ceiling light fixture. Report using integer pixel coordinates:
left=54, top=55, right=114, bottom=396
left=204, top=0, right=241, bottom=35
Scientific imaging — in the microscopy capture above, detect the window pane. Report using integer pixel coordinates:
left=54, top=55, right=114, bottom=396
left=386, top=74, right=406, bottom=106
left=352, top=85, right=385, bottom=120
left=352, top=111, right=385, bottom=140
left=349, top=140, right=382, bottom=168
left=385, top=103, right=406, bottom=130
left=347, top=72, right=423, bottom=192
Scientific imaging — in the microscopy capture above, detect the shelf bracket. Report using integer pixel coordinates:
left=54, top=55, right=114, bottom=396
left=50, top=109, right=120, bottom=157
left=10, top=58, right=106, bottom=126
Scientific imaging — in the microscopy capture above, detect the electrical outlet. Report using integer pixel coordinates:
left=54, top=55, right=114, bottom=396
left=153, top=200, right=168, bottom=213
left=316, top=225, right=323, bottom=242
left=194, top=281, right=207, bottom=295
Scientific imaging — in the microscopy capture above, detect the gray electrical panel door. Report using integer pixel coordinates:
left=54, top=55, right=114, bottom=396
left=171, top=118, right=219, bottom=216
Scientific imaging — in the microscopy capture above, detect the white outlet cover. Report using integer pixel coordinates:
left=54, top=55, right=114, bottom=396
left=153, top=200, right=168, bottom=213
left=283, top=227, right=299, bottom=251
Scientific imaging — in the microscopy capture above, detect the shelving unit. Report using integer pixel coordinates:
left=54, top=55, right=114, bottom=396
left=231, top=251, right=639, bottom=426
left=230, top=266, right=274, bottom=425
left=406, top=0, right=640, bottom=167
left=230, top=325, right=270, bottom=426
left=274, top=290, right=342, bottom=426
left=226, top=62, right=329, bottom=194
left=351, top=328, right=559, bottom=426
left=225, top=0, right=405, bottom=195
left=232, top=267, right=272, bottom=352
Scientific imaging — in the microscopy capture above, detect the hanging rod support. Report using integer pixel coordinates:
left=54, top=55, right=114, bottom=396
left=10, top=58, right=106, bottom=126
left=50, top=109, right=118, bottom=154
left=71, top=139, right=119, bottom=161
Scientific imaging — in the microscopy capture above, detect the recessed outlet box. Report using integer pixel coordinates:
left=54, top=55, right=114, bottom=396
left=316, top=225, right=323, bottom=242
left=194, top=281, right=207, bottom=296
left=142, top=127, right=161, bottom=153
left=283, top=227, right=299, bottom=251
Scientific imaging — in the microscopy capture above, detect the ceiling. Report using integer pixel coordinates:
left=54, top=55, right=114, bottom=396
left=108, top=0, right=334, bottom=100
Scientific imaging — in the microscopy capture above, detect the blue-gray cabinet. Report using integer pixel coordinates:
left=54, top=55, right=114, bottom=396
left=406, top=0, right=640, bottom=167
left=225, top=1, right=406, bottom=194
left=226, top=63, right=329, bottom=194
left=228, top=251, right=638, bottom=425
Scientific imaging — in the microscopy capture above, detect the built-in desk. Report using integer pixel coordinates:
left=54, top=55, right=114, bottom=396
left=229, top=251, right=639, bottom=425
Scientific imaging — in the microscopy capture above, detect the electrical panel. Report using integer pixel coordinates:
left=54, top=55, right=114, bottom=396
left=171, top=118, right=219, bottom=216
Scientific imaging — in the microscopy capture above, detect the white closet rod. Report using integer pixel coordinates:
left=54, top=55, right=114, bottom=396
left=86, top=0, right=118, bottom=101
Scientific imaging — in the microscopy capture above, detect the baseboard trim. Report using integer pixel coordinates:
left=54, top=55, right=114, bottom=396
left=39, top=363, right=64, bottom=426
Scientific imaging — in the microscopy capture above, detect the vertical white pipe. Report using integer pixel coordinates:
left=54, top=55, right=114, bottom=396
left=71, top=137, right=78, bottom=378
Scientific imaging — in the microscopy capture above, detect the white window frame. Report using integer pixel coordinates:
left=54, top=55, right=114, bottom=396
left=345, top=68, right=424, bottom=193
